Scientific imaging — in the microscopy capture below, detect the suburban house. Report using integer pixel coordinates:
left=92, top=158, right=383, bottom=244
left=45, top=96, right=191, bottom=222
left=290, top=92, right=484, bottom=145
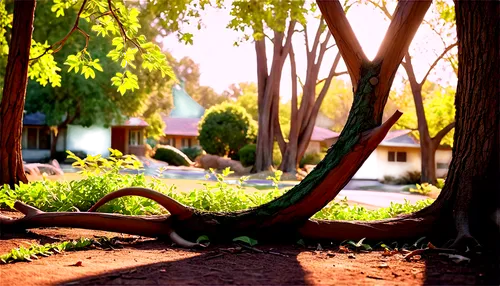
left=160, top=82, right=205, bottom=149
left=22, top=112, right=149, bottom=162
left=160, top=81, right=340, bottom=153
left=350, top=130, right=452, bottom=181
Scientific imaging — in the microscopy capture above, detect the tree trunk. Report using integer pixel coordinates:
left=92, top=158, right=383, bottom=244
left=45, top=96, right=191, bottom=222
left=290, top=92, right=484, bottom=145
left=429, top=0, right=500, bottom=249
left=50, top=130, right=60, bottom=160
left=0, top=0, right=36, bottom=188
left=254, top=25, right=295, bottom=172
left=420, top=137, right=437, bottom=184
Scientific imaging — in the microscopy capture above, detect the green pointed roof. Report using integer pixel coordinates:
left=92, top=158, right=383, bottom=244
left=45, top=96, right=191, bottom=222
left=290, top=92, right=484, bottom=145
left=169, top=81, right=205, bottom=118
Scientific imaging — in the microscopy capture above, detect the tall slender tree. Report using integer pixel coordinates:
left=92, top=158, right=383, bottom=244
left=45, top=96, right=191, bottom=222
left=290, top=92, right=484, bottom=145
left=277, top=15, right=346, bottom=173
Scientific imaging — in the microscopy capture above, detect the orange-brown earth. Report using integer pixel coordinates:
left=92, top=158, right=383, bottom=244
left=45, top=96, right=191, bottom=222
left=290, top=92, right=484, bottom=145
left=0, top=211, right=492, bottom=286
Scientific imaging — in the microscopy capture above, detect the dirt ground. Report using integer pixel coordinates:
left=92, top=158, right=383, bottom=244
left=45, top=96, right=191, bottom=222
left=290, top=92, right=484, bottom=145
left=0, top=211, right=495, bottom=286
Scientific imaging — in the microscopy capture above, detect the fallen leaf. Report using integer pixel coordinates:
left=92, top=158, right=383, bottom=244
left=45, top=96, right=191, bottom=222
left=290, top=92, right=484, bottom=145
left=348, top=254, right=356, bottom=259
left=338, top=245, right=350, bottom=253
left=71, top=261, right=83, bottom=267
left=378, top=263, right=389, bottom=268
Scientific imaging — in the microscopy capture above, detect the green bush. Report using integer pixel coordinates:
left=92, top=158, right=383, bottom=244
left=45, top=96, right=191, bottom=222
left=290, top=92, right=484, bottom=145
left=383, top=171, right=421, bottom=185
left=198, top=102, right=257, bottom=158
left=299, top=152, right=325, bottom=168
left=153, top=146, right=192, bottom=166
left=409, top=182, right=441, bottom=196
left=181, top=147, right=203, bottom=161
left=53, top=150, right=87, bottom=163
left=238, top=144, right=256, bottom=167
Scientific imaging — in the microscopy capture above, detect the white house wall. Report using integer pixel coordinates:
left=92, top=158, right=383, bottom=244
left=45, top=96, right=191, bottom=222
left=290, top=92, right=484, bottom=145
left=352, top=151, right=380, bottom=180
left=66, top=125, right=111, bottom=157
left=376, top=146, right=421, bottom=180
left=435, top=149, right=453, bottom=178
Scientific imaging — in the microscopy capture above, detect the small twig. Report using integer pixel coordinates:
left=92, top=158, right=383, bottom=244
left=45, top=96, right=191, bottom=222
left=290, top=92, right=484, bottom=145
left=204, top=253, right=224, bottom=260
left=237, top=243, right=264, bottom=253
left=404, top=247, right=460, bottom=261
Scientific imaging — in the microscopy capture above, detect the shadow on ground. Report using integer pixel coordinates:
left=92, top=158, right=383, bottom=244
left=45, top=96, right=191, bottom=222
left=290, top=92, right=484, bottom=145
left=59, top=241, right=307, bottom=285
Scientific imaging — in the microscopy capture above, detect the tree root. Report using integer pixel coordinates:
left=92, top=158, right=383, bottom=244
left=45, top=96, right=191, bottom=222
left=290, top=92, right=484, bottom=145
left=0, top=202, right=200, bottom=248
left=87, top=187, right=194, bottom=219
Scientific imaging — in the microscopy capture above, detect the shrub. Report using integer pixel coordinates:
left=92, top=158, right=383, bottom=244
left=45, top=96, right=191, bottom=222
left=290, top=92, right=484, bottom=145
left=299, top=152, right=325, bottom=168
left=383, top=171, right=421, bottom=185
left=153, top=146, right=192, bottom=166
left=54, top=150, right=87, bottom=163
left=238, top=144, right=256, bottom=167
left=409, top=183, right=441, bottom=196
left=181, top=147, right=203, bottom=161
left=198, top=102, right=257, bottom=158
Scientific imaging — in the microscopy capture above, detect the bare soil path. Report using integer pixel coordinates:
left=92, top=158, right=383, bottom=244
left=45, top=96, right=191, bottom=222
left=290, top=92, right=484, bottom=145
left=1, top=210, right=491, bottom=286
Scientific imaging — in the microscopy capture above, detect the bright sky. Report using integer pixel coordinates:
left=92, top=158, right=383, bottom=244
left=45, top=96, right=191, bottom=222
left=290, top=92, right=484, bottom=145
left=161, top=1, right=457, bottom=100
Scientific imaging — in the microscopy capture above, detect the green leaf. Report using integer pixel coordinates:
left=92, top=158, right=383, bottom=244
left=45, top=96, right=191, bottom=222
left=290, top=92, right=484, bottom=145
left=233, top=236, right=258, bottom=246
left=196, top=235, right=210, bottom=244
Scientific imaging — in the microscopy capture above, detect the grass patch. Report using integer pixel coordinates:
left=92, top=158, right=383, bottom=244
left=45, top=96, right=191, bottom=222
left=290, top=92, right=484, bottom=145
left=0, top=238, right=93, bottom=264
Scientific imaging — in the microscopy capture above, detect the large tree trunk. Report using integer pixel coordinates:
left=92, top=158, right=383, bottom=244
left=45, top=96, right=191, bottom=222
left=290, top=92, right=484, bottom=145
left=0, top=0, right=36, bottom=188
left=427, top=0, right=500, bottom=250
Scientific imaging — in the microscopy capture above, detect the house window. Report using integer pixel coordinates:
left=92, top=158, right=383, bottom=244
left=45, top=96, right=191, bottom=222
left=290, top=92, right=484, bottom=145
left=129, top=130, right=143, bottom=146
left=437, top=162, right=449, bottom=169
left=24, top=127, right=51, bottom=150
left=388, top=151, right=407, bottom=162
left=181, top=138, right=187, bottom=148
left=396, top=152, right=407, bottom=162
left=388, top=151, right=395, bottom=162
left=188, top=138, right=192, bottom=148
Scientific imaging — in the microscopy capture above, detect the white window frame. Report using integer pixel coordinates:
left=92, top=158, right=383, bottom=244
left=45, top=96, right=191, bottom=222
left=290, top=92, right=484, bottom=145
left=129, top=130, right=142, bottom=146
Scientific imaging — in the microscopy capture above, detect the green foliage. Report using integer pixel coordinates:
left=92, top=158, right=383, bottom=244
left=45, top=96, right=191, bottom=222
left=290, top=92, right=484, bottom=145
left=341, top=238, right=372, bottom=251
left=0, top=161, right=433, bottom=222
left=1, top=0, right=174, bottom=95
left=18, top=1, right=175, bottom=138
left=233, top=236, right=258, bottom=246
left=54, top=150, right=87, bottom=163
left=410, top=182, right=442, bottom=196
left=391, top=80, right=456, bottom=147
left=299, top=152, right=325, bottom=168
left=228, top=0, right=307, bottom=44
left=198, top=102, right=257, bottom=157
left=383, top=171, right=421, bottom=185
left=238, top=144, right=256, bottom=167
left=0, top=237, right=93, bottom=264
left=153, top=146, right=192, bottom=167
left=181, top=146, right=203, bottom=161
left=312, top=197, right=434, bottom=221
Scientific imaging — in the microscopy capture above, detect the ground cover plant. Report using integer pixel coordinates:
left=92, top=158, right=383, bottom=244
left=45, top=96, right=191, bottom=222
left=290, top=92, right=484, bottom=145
left=0, top=149, right=433, bottom=221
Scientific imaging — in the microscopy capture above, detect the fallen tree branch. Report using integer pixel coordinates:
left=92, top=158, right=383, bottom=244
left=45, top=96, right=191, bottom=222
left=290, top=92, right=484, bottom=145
left=87, top=187, right=194, bottom=219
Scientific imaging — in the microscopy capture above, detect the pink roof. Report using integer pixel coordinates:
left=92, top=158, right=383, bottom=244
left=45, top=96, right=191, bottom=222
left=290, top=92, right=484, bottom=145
left=114, top=117, right=148, bottom=127
left=310, top=126, right=340, bottom=141
left=163, top=117, right=200, bottom=136
left=383, top=129, right=412, bottom=141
